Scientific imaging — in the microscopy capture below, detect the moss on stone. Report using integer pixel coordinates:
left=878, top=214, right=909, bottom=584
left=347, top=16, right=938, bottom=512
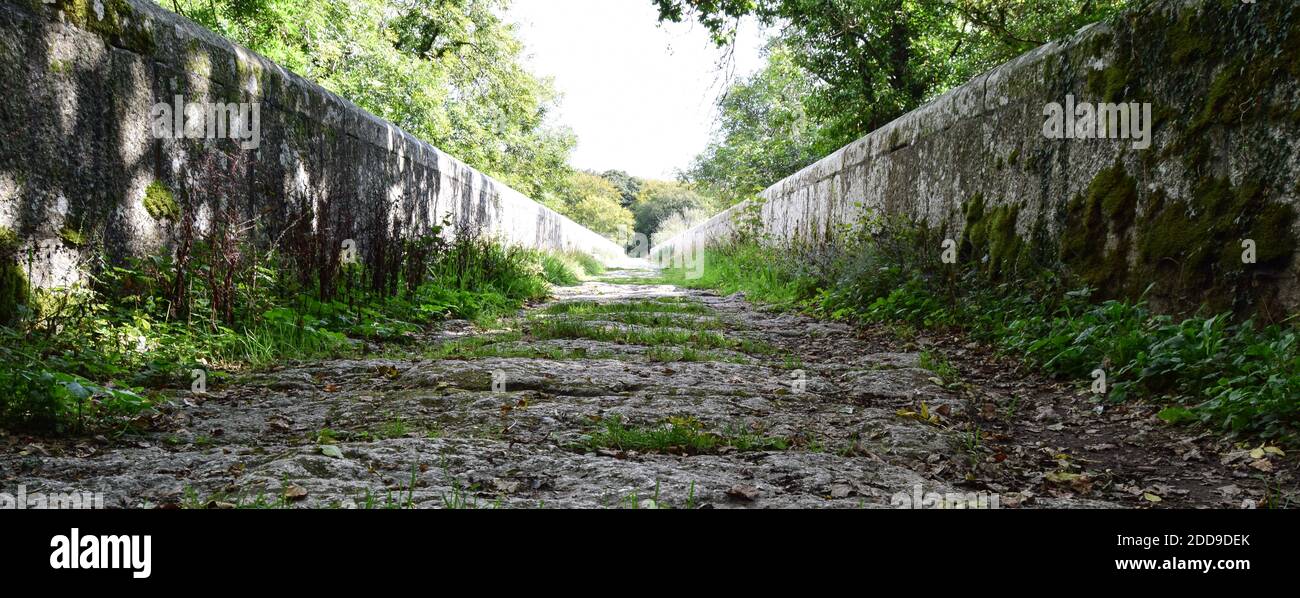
left=143, top=181, right=179, bottom=221
left=1059, top=163, right=1138, bottom=293
left=59, top=225, right=86, bottom=247
left=235, top=57, right=265, bottom=101
left=1167, top=8, right=1211, bottom=66
left=53, top=0, right=156, bottom=55
left=1136, top=177, right=1296, bottom=313
left=959, top=194, right=1028, bottom=281
left=1182, top=6, right=1300, bottom=157
left=1086, top=63, right=1130, bottom=104
left=0, top=227, right=29, bottom=326
left=49, top=59, right=73, bottom=75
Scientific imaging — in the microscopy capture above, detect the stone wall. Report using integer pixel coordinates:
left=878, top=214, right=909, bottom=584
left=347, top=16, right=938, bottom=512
left=0, top=0, right=627, bottom=291
left=654, top=0, right=1300, bottom=318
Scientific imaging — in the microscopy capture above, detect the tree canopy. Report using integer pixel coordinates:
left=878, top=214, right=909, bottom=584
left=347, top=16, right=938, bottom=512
left=168, top=0, right=576, bottom=201
left=545, top=172, right=636, bottom=242
left=686, top=42, right=824, bottom=207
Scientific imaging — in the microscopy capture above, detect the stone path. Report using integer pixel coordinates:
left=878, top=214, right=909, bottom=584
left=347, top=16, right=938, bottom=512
left=2, top=268, right=1292, bottom=508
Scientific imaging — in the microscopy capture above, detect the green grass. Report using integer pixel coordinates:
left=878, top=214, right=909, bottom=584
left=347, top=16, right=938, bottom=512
left=644, top=346, right=751, bottom=364
left=540, top=298, right=712, bottom=316
left=424, top=331, right=617, bottom=361
left=566, top=252, right=607, bottom=277
left=919, top=349, right=961, bottom=387
left=529, top=318, right=774, bottom=355
left=535, top=309, right=728, bottom=332
left=541, top=254, right=582, bottom=286
left=581, top=415, right=789, bottom=455
left=540, top=251, right=607, bottom=286
left=181, top=486, right=291, bottom=510
left=656, top=242, right=816, bottom=309
left=575, top=311, right=727, bottom=330
left=662, top=239, right=1300, bottom=442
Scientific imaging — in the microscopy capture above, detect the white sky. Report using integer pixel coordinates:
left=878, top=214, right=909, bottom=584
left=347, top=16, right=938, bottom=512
left=507, top=0, right=770, bottom=180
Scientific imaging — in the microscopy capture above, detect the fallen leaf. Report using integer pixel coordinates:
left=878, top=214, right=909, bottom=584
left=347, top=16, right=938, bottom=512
left=1044, top=471, right=1093, bottom=494
left=1249, top=458, right=1274, bottom=473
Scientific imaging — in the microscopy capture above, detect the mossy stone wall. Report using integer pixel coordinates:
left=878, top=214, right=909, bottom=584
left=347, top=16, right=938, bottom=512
left=657, top=0, right=1300, bottom=319
left=0, top=0, right=627, bottom=294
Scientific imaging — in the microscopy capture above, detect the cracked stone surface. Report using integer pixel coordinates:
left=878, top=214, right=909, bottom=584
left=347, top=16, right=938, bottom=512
left=2, top=268, right=1293, bottom=509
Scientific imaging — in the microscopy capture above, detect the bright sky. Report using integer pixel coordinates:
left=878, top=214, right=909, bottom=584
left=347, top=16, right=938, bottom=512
left=507, top=0, right=770, bottom=180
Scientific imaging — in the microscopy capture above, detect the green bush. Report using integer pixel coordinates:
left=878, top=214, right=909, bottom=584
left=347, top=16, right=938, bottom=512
left=662, top=231, right=1300, bottom=441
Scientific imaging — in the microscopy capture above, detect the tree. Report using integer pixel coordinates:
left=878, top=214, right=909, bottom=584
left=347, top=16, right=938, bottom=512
left=653, top=0, right=1132, bottom=149
left=687, top=42, right=824, bottom=207
left=599, top=170, right=644, bottom=208
left=555, top=173, right=636, bottom=241
left=168, top=0, right=577, bottom=200
left=631, top=181, right=717, bottom=240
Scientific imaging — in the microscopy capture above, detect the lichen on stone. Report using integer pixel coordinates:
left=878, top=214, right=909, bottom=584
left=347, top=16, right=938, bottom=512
left=49, top=0, right=156, bottom=55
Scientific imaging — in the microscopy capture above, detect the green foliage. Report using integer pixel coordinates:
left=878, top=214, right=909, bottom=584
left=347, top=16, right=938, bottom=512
left=673, top=0, right=1134, bottom=198
left=535, top=251, right=606, bottom=287
left=166, top=0, right=576, bottom=200
left=0, top=227, right=28, bottom=326
left=0, top=340, right=149, bottom=433
left=0, top=223, right=579, bottom=432
left=659, top=0, right=1132, bottom=151
left=599, top=170, right=643, bottom=208
left=662, top=232, right=1300, bottom=441
left=565, top=252, right=606, bottom=278
left=632, top=180, right=718, bottom=242
left=686, top=42, right=825, bottom=207
left=656, top=241, right=820, bottom=310
left=540, top=254, right=581, bottom=287
left=544, top=172, right=635, bottom=241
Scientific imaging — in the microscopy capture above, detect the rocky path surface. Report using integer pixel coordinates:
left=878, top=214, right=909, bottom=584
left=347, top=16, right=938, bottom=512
left=3, top=268, right=1294, bottom=508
